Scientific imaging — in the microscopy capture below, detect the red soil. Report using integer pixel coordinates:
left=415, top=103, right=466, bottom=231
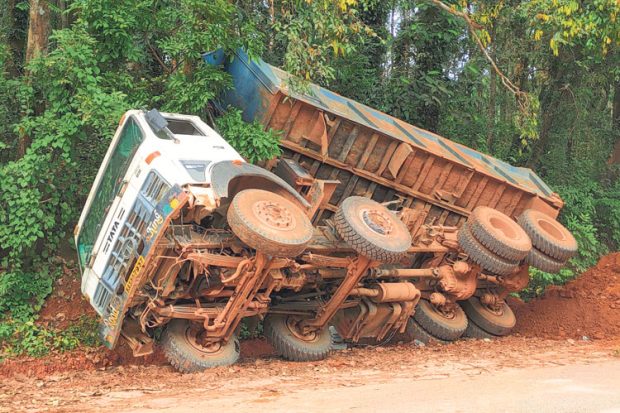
left=512, top=252, right=620, bottom=340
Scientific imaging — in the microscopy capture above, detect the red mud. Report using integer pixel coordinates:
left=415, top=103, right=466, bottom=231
left=512, top=252, right=620, bottom=340
left=38, top=265, right=94, bottom=330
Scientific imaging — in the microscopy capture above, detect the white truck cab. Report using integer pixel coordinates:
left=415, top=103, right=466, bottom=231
left=75, top=109, right=243, bottom=317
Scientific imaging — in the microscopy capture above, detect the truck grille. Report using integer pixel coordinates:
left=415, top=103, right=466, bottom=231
left=93, top=283, right=112, bottom=311
left=142, top=171, right=170, bottom=203
left=100, top=172, right=170, bottom=292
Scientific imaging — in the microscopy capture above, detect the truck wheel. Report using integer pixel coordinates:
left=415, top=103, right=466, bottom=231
left=526, top=247, right=565, bottom=274
left=517, top=209, right=577, bottom=262
left=334, top=196, right=411, bottom=263
left=458, top=224, right=520, bottom=276
left=392, top=317, right=447, bottom=345
left=161, top=319, right=240, bottom=373
left=227, top=189, right=313, bottom=257
left=463, top=319, right=496, bottom=340
left=413, top=299, right=468, bottom=341
left=264, top=314, right=333, bottom=361
left=461, top=297, right=515, bottom=336
left=468, top=206, right=532, bottom=261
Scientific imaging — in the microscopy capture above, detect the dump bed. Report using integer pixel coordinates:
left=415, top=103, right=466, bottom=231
left=206, top=50, right=563, bottom=227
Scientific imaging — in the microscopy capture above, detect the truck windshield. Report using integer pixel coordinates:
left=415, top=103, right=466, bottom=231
left=77, top=117, right=144, bottom=270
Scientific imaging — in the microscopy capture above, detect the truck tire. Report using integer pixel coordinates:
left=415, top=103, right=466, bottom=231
left=458, top=224, right=520, bottom=276
left=392, top=317, right=447, bottom=345
left=227, top=189, right=313, bottom=257
left=468, top=206, right=532, bottom=261
left=517, top=209, right=577, bottom=262
left=264, top=314, right=333, bottom=362
left=461, top=297, right=515, bottom=336
left=463, top=319, right=496, bottom=340
left=161, top=319, right=240, bottom=373
left=334, top=196, right=411, bottom=263
left=526, top=247, right=565, bottom=274
left=413, top=299, right=468, bottom=341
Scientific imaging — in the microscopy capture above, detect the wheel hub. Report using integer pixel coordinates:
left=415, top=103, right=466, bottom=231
left=186, top=328, right=223, bottom=354
left=360, top=208, right=393, bottom=236
left=286, top=317, right=318, bottom=342
left=252, top=200, right=296, bottom=231
left=435, top=304, right=457, bottom=320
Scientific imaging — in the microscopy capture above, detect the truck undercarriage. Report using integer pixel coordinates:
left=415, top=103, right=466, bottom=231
left=116, top=163, right=545, bottom=372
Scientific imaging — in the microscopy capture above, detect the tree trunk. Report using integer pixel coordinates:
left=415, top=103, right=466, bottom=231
left=55, top=0, right=68, bottom=29
left=610, top=81, right=620, bottom=164
left=1, top=0, right=18, bottom=75
left=25, top=0, right=51, bottom=64
left=486, top=30, right=497, bottom=153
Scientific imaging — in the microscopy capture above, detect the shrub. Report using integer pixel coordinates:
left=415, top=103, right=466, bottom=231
left=215, top=107, right=282, bottom=164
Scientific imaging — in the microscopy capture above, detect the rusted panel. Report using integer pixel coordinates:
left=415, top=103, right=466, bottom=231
left=376, top=141, right=399, bottom=176
left=356, top=133, right=379, bottom=169
left=337, top=125, right=360, bottom=162
left=412, top=157, right=436, bottom=191
left=388, top=143, right=414, bottom=179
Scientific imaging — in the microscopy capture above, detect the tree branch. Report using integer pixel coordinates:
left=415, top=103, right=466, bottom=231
left=425, top=0, right=529, bottom=112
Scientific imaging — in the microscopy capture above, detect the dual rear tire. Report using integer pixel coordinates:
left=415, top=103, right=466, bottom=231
left=396, top=297, right=516, bottom=344
left=459, top=206, right=577, bottom=275
left=458, top=206, right=530, bottom=276
left=518, top=209, right=578, bottom=273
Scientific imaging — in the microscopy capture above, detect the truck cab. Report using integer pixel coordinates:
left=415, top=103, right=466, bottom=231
left=75, top=110, right=242, bottom=318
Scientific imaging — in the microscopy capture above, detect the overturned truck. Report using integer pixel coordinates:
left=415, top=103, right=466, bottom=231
left=74, top=56, right=576, bottom=373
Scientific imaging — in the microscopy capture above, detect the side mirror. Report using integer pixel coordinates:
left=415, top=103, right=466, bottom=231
left=145, top=109, right=168, bottom=133
left=145, top=109, right=178, bottom=142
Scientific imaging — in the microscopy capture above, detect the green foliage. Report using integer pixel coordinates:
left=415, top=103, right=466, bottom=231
left=215, top=108, right=282, bottom=164
left=0, top=316, right=100, bottom=358
left=270, top=0, right=375, bottom=90
left=0, top=29, right=128, bottom=336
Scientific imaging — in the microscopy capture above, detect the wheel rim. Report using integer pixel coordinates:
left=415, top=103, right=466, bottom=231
left=423, top=300, right=464, bottom=327
left=185, top=326, right=225, bottom=355
left=252, top=199, right=296, bottom=231
left=489, top=216, right=518, bottom=240
left=536, top=217, right=566, bottom=241
left=483, top=302, right=505, bottom=317
left=359, top=208, right=394, bottom=236
left=433, top=304, right=458, bottom=321
left=286, top=317, right=319, bottom=342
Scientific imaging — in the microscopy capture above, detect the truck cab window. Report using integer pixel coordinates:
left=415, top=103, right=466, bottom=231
left=77, top=117, right=144, bottom=270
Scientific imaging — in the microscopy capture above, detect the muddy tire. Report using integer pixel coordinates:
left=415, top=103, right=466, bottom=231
left=518, top=209, right=577, bottom=262
left=468, top=206, right=532, bottom=261
left=526, top=247, right=565, bottom=273
left=334, top=196, right=411, bottom=263
left=227, top=189, right=313, bottom=257
left=458, top=224, right=520, bottom=276
left=393, top=317, right=447, bottom=345
left=161, top=319, right=240, bottom=373
left=461, top=297, right=515, bottom=336
left=413, top=299, right=468, bottom=341
left=463, top=319, right=496, bottom=340
left=264, top=314, right=333, bottom=362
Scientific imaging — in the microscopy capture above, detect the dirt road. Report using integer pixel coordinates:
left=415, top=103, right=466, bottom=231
left=2, top=337, right=619, bottom=412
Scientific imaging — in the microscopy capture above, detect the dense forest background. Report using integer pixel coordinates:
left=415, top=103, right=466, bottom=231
left=0, top=0, right=618, bottom=355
